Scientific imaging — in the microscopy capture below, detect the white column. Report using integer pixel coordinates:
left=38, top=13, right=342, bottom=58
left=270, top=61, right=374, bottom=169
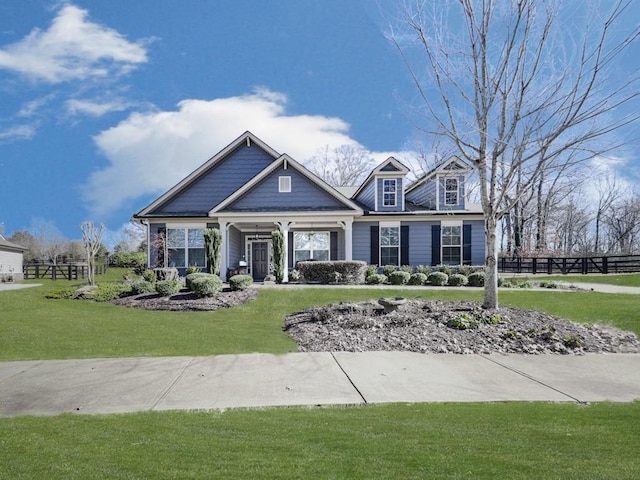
left=277, top=221, right=291, bottom=283
left=340, top=220, right=353, bottom=261
left=219, top=221, right=228, bottom=281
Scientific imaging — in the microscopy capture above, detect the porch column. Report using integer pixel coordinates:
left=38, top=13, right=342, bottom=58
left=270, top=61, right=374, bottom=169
left=340, top=220, right=353, bottom=261
left=219, top=221, right=228, bottom=280
left=277, top=221, right=291, bottom=283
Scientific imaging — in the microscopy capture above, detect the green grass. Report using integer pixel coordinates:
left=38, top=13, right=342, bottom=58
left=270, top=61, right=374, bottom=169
left=1, top=402, right=638, bottom=479
left=528, top=273, right=640, bottom=287
left=2, top=269, right=639, bottom=360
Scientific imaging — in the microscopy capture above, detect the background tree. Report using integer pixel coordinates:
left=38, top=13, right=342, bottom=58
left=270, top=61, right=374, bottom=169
left=305, top=145, right=375, bottom=186
left=390, top=0, right=640, bottom=308
left=81, top=221, right=106, bottom=286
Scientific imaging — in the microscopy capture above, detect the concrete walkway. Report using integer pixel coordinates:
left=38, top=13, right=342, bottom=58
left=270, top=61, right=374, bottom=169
left=1, top=352, right=639, bottom=417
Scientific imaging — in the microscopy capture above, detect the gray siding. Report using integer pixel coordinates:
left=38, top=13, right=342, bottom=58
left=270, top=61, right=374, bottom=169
left=376, top=177, right=404, bottom=212
left=225, top=166, right=349, bottom=211
left=154, top=144, right=275, bottom=214
left=406, top=179, right=436, bottom=209
left=228, top=225, right=242, bottom=268
left=465, top=219, right=485, bottom=265
left=404, top=221, right=434, bottom=266
left=352, top=221, right=376, bottom=263
left=354, top=180, right=375, bottom=210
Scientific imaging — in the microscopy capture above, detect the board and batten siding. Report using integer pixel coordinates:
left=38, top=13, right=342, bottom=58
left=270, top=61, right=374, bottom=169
left=0, top=249, right=23, bottom=277
left=225, top=166, right=348, bottom=211
left=154, top=144, right=275, bottom=214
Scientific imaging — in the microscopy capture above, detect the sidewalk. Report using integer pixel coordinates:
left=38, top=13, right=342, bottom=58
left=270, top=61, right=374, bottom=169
left=1, top=352, right=639, bottom=417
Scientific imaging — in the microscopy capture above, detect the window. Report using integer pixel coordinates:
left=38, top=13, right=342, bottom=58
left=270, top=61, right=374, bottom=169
left=382, top=179, right=397, bottom=207
left=442, top=224, right=462, bottom=264
left=294, top=232, right=330, bottom=264
left=445, top=178, right=459, bottom=205
left=279, top=176, right=291, bottom=193
left=380, top=226, right=400, bottom=265
left=167, top=228, right=205, bottom=268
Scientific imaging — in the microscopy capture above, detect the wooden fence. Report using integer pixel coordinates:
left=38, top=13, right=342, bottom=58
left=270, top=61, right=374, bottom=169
left=498, top=255, right=640, bottom=275
left=23, top=263, right=107, bottom=281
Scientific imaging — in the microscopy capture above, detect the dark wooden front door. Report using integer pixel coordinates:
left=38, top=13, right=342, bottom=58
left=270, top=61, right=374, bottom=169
left=252, top=242, right=269, bottom=281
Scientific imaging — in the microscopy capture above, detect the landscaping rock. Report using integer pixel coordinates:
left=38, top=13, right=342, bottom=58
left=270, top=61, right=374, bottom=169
left=112, top=288, right=257, bottom=311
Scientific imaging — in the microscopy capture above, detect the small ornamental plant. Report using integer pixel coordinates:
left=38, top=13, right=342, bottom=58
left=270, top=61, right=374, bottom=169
left=408, top=272, right=427, bottom=285
left=427, top=271, right=449, bottom=286
left=388, top=270, right=411, bottom=285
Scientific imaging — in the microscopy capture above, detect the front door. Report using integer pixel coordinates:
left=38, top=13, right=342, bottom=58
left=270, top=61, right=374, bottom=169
left=251, top=242, right=269, bottom=281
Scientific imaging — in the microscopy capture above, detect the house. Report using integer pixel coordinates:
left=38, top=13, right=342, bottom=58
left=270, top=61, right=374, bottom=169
left=0, top=234, right=26, bottom=282
left=133, top=131, right=485, bottom=281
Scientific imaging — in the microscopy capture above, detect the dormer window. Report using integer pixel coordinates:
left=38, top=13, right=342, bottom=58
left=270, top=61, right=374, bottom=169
left=383, top=179, right=397, bottom=207
left=445, top=178, right=459, bottom=205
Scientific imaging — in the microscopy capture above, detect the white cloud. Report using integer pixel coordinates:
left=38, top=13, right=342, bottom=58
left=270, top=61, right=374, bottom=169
left=65, top=98, right=130, bottom=117
left=82, top=88, right=411, bottom=217
left=0, top=124, right=36, bottom=141
left=0, top=4, right=149, bottom=83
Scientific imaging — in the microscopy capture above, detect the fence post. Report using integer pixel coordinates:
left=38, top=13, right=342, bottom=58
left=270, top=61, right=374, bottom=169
left=582, top=257, right=587, bottom=274
left=532, top=258, right=537, bottom=275
left=602, top=257, right=608, bottom=274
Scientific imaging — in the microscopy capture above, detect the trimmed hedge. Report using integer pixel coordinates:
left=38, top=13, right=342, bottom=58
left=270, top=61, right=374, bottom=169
left=131, top=280, right=155, bottom=295
left=297, top=261, right=367, bottom=284
left=468, top=271, right=485, bottom=287
left=408, top=272, right=427, bottom=285
left=155, top=280, right=181, bottom=296
left=229, top=274, right=253, bottom=291
left=185, top=272, right=210, bottom=291
left=366, top=273, right=387, bottom=285
left=428, top=271, right=449, bottom=286
left=109, top=251, right=146, bottom=269
left=448, top=273, right=469, bottom=287
left=388, top=270, right=411, bottom=285
left=191, top=274, right=223, bottom=297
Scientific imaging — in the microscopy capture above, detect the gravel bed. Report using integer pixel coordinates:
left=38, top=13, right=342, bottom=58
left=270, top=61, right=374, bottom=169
left=284, top=300, right=640, bottom=355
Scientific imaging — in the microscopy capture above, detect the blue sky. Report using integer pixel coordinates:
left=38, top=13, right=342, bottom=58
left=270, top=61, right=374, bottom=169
left=1, top=1, right=638, bottom=244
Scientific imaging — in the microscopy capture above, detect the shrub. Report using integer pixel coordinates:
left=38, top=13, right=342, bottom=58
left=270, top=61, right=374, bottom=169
left=366, top=273, right=387, bottom=285
left=454, top=265, right=472, bottom=277
left=93, top=283, right=132, bottom=301
left=229, top=274, right=253, bottom=291
left=142, top=269, right=156, bottom=283
left=264, top=274, right=276, bottom=282
left=435, top=264, right=452, bottom=276
left=415, top=265, right=431, bottom=275
left=130, top=280, right=155, bottom=295
left=366, top=264, right=378, bottom=278
left=185, top=272, right=210, bottom=291
left=109, top=251, right=146, bottom=269
left=388, top=270, right=411, bottom=285
left=382, top=265, right=397, bottom=276
left=155, top=280, right=182, bottom=297
left=399, top=265, right=414, bottom=273
left=297, top=261, right=367, bottom=284
left=191, top=274, right=223, bottom=297
left=427, top=271, right=449, bottom=286
left=408, top=272, right=427, bottom=285
left=185, top=265, right=201, bottom=275
left=288, top=269, right=301, bottom=282
left=448, top=273, right=468, bottom=287
left=468, top=271, right=485, bottom=287
left=45, top=287, right=77, bottom=299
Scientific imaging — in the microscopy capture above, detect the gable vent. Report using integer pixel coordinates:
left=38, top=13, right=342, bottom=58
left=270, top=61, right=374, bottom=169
left=279, top=176, right=291, bottom=193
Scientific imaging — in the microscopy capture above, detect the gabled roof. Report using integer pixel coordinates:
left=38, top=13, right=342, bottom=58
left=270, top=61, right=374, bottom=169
left=135, top=131, right=281, bottom=217
left=353, top=156, right=410, bottom=199
left=405, top=156, right=473, bottom=195
left=210, top=153, right=363, bottom=214
left=0, top=234, right=26, bottom=252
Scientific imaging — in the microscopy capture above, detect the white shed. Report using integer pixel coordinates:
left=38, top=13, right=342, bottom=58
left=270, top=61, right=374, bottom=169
left=0, top=234, right=25, bottom=282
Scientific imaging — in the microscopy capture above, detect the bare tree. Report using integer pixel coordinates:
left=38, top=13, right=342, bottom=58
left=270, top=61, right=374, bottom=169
left=81, top=221, right=106, bottom=286
left=28, top=218, right=69, bottom=264
left=305, top=145, right=375, bottom=186
left=389, top=0, right=640, bottom=308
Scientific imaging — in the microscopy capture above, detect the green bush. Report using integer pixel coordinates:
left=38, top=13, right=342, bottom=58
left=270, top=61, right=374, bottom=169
left=366, top=273, right=387, bottom=285
left=109, top=251, right=146, bottom=269
left=408, top=272, right=427, bottom=285
left=131, top=280, right=155, bottom=295
left=468, top=271, right=485, bottom=287
left=185, top=265, right=201, bottom=275
left=388, top=270, right=411, bottom=285
left=186, top=272, right=210, bottom=291
left=448, top=273, right=468, bottom=287
left=399, top=265, right=414, bottom=273
left=297, top=261, right=367, bottom=284
left=382, top=265, right=397, bottom=276
left=415, top=265, right=431, bottom=275
left=435, top=264, right=452, bottom=276
left=427, top=271, right=449, bottom=286
left=155, top=280, right=182, bottom=297
left=45, top=287, right=77, bottom=299
left=454, top=265, right=472, bottom=277
left=142, top=269, right=156, bottom=283
left=366, top=264, right=378, bottom=277
left=288, top=269, right=301, bottom=282
left=93, top=283, right=132, bottom=301
left=229, top=274, right=253, bottom=291
left=191, top=274, right=223, bottom=297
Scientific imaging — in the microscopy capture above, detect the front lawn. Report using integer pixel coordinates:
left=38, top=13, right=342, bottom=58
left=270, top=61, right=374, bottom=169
left=1, top=402, right=638, bottom=479
left=1, top=271, right=639, bottom=360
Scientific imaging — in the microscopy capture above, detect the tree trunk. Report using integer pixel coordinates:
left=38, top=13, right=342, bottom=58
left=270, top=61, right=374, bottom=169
left=483, top=216, right=499, bottom=310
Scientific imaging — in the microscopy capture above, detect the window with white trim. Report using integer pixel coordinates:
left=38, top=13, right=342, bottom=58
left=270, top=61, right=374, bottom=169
left=279, top=176, right=291, bottom=192
left=380, top=225, right=400, bottom=265
left=382, top=179, right=397, bottom=207
left=445, top=178, right=459, bottom=205
left=442, top=224, right=462, bottom=265
left=294, top=232, right=330, bottom=263
left=167, top=228, right=205, bottom=268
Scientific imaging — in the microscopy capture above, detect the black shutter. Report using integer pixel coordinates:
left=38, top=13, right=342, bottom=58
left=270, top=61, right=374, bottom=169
left=400, top=225, right=410, bottom=266
left=431, top=225, right=441, bottom=265
left=330, top=231, right=338, bottom=260
left=463, top=224, right=472, bottom=265
left=370, top=225, right=379, bottom=265
left=288, top=231, right=294, bottom=269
